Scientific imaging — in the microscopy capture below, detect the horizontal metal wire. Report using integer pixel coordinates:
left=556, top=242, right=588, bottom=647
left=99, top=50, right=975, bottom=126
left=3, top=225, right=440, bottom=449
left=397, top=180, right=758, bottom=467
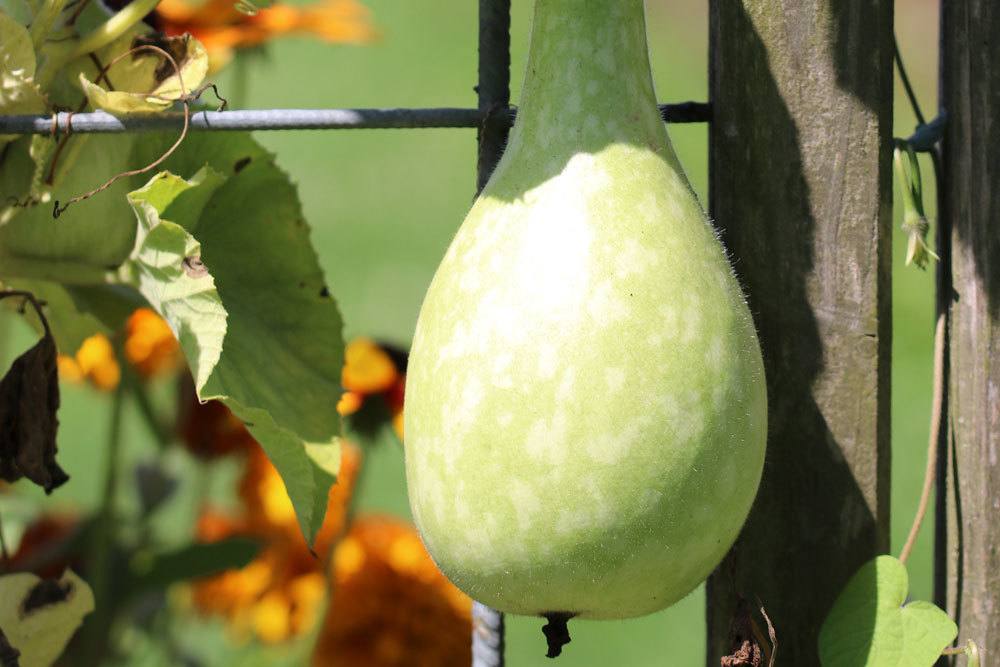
left=0, top=102, right=710, bottom=135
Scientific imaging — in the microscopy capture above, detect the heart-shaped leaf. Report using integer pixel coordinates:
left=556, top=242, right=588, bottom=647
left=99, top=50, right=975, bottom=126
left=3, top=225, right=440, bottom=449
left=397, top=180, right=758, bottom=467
left=818, top=555, right=957, bottom=667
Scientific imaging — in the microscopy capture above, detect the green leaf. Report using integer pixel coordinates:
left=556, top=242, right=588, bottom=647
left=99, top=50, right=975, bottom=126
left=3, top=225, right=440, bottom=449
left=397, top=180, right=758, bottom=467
left=0, top=10, right=34, bottom=76
left=819, top=555, right=958, bottom=667
left=899, top=601, right=957, bottom=664
left=0, top=0, right=32, bottom=25
left=75, top=33, right=208, bottom=113
left=0, top=134, right=138, bottom=278
left=0, top=569, right=95, bottom=667
left=2, top=280, right=142, bottom=352
left=0, top=136, right=36, bottom=225
left=124, top=136, right=344, bottom=544
left=127, top=538, right=261, bottom=594
left=0, top=12, right=44, bottom=152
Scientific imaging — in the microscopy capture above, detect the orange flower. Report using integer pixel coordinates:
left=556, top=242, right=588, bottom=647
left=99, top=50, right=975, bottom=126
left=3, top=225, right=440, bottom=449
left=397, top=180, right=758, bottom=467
left=58, top=333, right=120, bottom=391
left=155, top=0, right=377, bottom=70
left=124, top=308, right=181, bottom=378
left=338, top=337, right=407, bottom=442
left=342, top=338, right=399, bottom=396
left=313, top=515, right=472, bottom=667
left=191, top=442, right=362, bottom=643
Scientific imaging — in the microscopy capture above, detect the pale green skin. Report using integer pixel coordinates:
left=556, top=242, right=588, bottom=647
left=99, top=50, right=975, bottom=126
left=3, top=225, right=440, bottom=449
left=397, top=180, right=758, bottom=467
left=405, top=0, right=766, bottom=620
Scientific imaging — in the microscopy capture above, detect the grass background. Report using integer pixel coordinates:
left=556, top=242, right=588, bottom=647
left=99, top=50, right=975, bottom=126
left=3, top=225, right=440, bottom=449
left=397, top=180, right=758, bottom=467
left=0, top=0, right=943, bottom=664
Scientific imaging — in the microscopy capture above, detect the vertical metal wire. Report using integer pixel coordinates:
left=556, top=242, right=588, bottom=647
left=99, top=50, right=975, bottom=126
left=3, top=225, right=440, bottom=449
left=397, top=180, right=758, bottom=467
left=471, top=1, right=510, bottom=666
left=476, top=0, right=512, bottom=193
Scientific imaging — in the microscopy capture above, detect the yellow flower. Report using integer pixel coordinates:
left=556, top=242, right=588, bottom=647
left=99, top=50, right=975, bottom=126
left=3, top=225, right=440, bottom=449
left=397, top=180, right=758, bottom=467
left=58, top=334, right=120, bottom=391
left=336, top=390, right=363, bottom=417
left=191, top=442, right=362, bottom=643
left=338, top=337, right=407, bottom=443
left=342, top=338, right=399, bottom=395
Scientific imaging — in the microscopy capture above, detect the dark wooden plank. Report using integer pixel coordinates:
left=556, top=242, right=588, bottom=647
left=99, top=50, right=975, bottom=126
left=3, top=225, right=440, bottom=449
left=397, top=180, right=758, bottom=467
left=937, top=0, right=1000, bottom=659
left=705, top=0, right=894, bottom=662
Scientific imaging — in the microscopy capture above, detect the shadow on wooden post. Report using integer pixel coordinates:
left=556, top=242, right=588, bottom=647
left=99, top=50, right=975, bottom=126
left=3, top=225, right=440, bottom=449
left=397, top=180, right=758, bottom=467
left=705, top=0, right=894, bottom=663
left=937, top=0, right=1000, bottom=661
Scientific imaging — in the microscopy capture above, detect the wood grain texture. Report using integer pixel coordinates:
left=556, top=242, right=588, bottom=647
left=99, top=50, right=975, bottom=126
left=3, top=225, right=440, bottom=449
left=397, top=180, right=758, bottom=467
left=938, top=0, right=1000, bottom=659
left=705, top=0, right=893, bottom=662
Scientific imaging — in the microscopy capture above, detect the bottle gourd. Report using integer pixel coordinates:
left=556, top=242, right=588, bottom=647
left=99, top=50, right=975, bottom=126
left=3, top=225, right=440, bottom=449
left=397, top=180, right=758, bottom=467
left=404, top=0, right=767, bottom=651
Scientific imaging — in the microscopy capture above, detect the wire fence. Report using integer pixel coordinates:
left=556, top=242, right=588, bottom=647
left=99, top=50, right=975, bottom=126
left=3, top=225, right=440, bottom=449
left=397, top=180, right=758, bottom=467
left=0, top=103, right=710, bottom=136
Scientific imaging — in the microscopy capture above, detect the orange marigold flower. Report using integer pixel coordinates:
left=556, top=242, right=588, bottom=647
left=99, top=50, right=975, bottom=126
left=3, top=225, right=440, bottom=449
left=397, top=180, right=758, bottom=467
left=177, top=374, right=257, bottom=459
left=58, top=334, right=120, bottom=391
left=336, top=390, right=363, bottom=417
left=386, top=375, right=405, bottom=441
left=313, top=515, right=472, bottom=667
left=124, top=308, right=181, bottom=378
left=191, top=442, right=362, bottom=643
left=342, top=338, right=399, bottom=395
left=155, top=0, right=376, bottom=71
left=240, top=441, right=361, bottom=551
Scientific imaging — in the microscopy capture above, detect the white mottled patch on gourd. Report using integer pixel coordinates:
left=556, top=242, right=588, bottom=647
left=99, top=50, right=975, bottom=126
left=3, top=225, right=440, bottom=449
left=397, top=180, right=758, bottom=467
left=605, top=367, right=626, bottom=393
left=523, top=412, right=569, bottom=465
left=509, top=478, right=543, bottom=533
left=555, top=368, right=576, bottom=402
left=537, top=342, right=558, bottom=379
left=587, top=421, right=643, bottom=464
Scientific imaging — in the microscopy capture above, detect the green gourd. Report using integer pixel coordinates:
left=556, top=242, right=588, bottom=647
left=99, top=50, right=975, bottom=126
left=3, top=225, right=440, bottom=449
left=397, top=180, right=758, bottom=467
left=404, top=0, right=767, bottom=652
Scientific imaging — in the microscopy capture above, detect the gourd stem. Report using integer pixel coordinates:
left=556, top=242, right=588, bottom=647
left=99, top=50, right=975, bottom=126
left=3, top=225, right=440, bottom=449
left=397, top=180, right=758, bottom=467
left=541, top=612, right=574, bottom=659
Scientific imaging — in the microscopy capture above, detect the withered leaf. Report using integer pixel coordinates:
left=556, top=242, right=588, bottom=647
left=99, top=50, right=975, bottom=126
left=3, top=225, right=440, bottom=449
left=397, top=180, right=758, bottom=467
left=0, top=331, right=68, bottom=493
left=0, top=626, right=19, bottom=667
left=721, top=597, right=764, bottom=667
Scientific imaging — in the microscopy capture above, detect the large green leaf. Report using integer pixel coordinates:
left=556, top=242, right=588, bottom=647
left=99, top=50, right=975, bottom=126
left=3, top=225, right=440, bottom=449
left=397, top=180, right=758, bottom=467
left=0, top=134, right=138, bottom=277
left=0, top=10, right=33, bottom=76
left=0, top=11, right=45, bottom=151
left=125, top=138, right=344, bottom=543
left=818, top=555, right=957, bottom=667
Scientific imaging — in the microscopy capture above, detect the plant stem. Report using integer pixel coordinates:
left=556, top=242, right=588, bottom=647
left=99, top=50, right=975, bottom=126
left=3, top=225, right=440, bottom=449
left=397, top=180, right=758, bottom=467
left=69, top=0, right=161, bottom=59
left=29, top=0, right=69, bottom=50
left=126, top=369, right=172, bottom=450
left=899, top=312, right=946, bottom=565
left=893, top=36, right=926, bottom=126
left=81, top=376, right=126, bottom=662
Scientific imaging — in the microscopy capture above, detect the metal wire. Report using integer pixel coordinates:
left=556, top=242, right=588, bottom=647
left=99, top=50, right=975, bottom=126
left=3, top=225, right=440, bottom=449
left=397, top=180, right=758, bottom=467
left=476, top=0, right=512, bottom=192
left=470, top=2, right=511, bottom=666
left=0, top=103, right=710, bottom=136
left=472, top=602, right=505, bottom=667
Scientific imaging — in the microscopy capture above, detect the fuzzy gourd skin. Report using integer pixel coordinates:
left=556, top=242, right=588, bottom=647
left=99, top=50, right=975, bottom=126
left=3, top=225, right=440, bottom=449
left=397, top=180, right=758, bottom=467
left=404, top=0, right=766, bottom=620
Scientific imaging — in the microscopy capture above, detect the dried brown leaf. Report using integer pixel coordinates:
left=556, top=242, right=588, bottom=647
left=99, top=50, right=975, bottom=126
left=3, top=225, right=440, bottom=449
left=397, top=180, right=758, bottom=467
left=0, top=330, right=68, bottom=493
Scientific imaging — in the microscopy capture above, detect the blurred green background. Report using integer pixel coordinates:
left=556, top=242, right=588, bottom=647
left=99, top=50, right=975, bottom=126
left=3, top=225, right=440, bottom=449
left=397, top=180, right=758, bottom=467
left=0, top=0, right=943, bottom=664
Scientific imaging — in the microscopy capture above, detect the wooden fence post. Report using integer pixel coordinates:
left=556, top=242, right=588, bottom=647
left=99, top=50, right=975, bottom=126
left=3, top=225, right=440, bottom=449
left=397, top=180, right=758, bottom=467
left=937, top=0, right=1000, bottom=659
left=705, top=1, right=894, bottom=662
